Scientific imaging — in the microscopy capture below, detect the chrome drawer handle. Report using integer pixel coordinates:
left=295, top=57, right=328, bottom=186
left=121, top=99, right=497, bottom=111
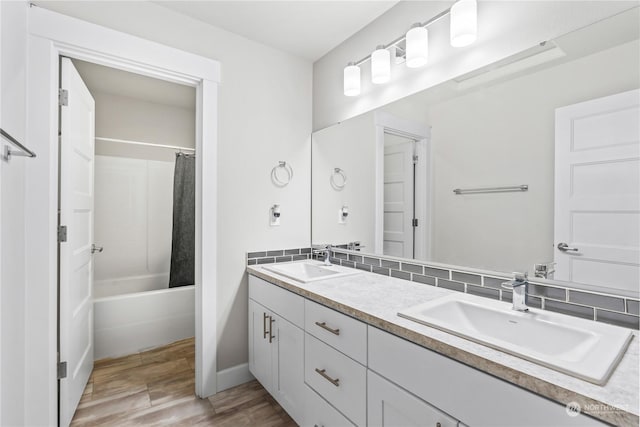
left=269, top=316, right=275, bottom=343
left=315, top=368, right=340, bottom=387
left=315, top=321, right=340, bottom=336
left=263, top=313, right=269, bottom=339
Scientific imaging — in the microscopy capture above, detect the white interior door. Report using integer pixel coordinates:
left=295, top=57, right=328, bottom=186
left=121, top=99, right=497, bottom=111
left=554, top=89, right=640, bottom=294
left=383, top=134, right=415, bottom=258
left=59, top=57, right=95, bottom=427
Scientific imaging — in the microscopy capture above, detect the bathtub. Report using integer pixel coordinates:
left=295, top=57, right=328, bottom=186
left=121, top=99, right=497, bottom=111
left=93, top=275, right=195, bottom=360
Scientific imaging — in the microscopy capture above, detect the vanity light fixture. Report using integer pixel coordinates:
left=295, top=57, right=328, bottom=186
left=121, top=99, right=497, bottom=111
left=371, top=45, right=391, bottom=84
left=342, top=0, right=478, bottom=95
left=406, top=24, right=429, bottom=68
left=450, top=0, right=478, bottom=47
left=343, top=62, right=361, bottom=96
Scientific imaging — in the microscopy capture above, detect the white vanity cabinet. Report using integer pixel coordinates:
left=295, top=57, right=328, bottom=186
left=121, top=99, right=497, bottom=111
left=248, top=276, right=305, bottom=424
left=248, top=273, right=610, bottom=427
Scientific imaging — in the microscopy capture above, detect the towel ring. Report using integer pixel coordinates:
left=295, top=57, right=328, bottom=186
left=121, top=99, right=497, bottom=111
left=330, top=168, right=347, bottom=190
left=271, top=161, right=293, bottom=187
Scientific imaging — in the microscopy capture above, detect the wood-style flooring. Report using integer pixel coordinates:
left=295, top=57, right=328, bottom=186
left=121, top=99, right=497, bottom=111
left=72, top=338, right=296, bottom=426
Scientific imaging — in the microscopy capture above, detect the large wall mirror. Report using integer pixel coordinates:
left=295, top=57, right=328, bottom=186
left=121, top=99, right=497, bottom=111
left=312, top=8, right=639, bottom=297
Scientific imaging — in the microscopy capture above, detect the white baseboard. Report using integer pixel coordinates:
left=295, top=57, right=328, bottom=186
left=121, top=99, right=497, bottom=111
left=216, top=363, right=255, bottom=392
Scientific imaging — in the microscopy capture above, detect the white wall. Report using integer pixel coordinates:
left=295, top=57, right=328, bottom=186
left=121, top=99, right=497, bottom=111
left=93, top=156, right=174, bottom=298
left=0, top=1, right=28, bottom=425
left=312, top=112, right=376, bottom=248
left=312, top=1, right=637, bottom=130
left=36, top=1, right=313, bottom=373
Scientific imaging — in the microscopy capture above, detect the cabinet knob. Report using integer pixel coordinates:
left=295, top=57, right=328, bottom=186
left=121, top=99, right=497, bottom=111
left=436, top=423, right=441, bottom=427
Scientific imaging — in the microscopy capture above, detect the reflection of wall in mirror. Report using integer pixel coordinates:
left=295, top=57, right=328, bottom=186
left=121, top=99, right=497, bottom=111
left=382, top=40, right=639, bottom=273
left=312, top=112, right=376, bottom=248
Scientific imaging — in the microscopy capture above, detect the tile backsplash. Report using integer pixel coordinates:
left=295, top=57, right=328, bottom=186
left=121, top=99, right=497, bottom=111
left=247, top=247, right=640, bottom=330
left=246, top=247, right=312, bottom=266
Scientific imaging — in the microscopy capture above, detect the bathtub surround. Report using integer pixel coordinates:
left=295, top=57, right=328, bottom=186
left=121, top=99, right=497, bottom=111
left=248, top=248, right=640, bottom=331
left=169, top=153, right=196, bottom=288
left=94, top=156, right=175, bottom=297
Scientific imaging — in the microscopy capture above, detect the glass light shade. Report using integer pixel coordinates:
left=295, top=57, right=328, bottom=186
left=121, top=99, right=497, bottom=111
left=450, top=0, right=477, bottom=47
left=371, top=46, right=391, bottom=84
left=406, top=25, right=428, bottom=68
left=343, top=63, right=361, bottom=96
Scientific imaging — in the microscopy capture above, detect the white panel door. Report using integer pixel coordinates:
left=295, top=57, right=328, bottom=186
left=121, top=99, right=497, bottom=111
left=383, top=134, right=415, bottom=258
left=555, top=89, right=640, bottom=293
left=59, top=57, right=95, bottom=427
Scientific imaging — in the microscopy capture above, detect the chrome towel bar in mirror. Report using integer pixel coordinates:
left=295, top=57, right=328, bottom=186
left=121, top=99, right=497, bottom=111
left=453, top=185, right=528, bottom=195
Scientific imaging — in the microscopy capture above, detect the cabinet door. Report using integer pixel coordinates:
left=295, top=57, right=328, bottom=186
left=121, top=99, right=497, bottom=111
left=304, top=384, right=355, bottom=427
left=249, top=299, right=273, bottom=392
left=368, top=370, right=458, bottom=427
left=272, top=314, right=305, bottom=425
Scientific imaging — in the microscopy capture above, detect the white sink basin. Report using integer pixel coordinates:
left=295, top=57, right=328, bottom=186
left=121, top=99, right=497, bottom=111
left=263, top=262, right=361, bottom=283
left=398, top=293, right=633, bottom=385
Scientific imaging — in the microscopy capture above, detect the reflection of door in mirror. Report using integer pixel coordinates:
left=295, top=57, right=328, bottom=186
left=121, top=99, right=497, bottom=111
left=383, top=133, right=416, bottom=258
left=554, top=89, right=640, bottom=295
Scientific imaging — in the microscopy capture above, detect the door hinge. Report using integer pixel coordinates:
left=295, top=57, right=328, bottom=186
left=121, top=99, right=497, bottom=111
left=58, top=225, right=67, bottom=243
left=412, top=218, right=418, bottom=227
left=59, top=89, right=68, bottom=106
left=57, top=361, right=67, bottom=379
left=413, top=154, right=418, bottom=164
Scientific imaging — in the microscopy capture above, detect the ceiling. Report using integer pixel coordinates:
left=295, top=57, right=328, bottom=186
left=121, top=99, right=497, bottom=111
left=153, top=1, right=399, bottom=61
left=72, top=59, right=196, bottom=110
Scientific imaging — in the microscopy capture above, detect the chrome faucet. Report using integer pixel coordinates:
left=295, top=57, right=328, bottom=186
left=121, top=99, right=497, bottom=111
left=323, top=244, right=332, bottom=265
left=501, top=272, right=529, bottom=312
left=534, top=262, right=556, bottom=279
left=312, top=244, right=332, bottom=266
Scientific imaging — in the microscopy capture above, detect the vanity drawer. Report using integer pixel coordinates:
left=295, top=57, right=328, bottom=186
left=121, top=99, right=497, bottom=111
left=248, top=275, right=304, bottom=327
left=304, top=384, right=355, bottom=427
left=305, top=333, right=366, bottom=427
left=305, top=299, right=367, bottom=364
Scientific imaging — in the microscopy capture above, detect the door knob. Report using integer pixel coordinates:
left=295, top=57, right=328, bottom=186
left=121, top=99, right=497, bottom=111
left=91, top=244, right=104, bottom=254
left=557, top=242, right=579, bottom=252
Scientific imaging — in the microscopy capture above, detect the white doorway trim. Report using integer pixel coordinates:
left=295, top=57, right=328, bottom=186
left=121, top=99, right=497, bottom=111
left=25, top=6, right=220, bottom=425
left=374, top=112, right=431, bottom=261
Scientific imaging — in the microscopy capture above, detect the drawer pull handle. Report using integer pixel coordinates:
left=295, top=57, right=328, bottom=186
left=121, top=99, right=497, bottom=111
left=315, top=321, right=340, bottom=336
left=269, top=316, right=275, bottom=343
left=315, top=368, right=340, bottom=387
left=263, top=313, right=269, bottom=339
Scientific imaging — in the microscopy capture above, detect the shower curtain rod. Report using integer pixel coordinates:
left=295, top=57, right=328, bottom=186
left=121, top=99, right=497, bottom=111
left=95, top=136, right=196, bottom=152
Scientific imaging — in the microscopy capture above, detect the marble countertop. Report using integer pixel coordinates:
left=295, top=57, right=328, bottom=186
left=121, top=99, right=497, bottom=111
left=247, top=262, right=639, bottom=426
